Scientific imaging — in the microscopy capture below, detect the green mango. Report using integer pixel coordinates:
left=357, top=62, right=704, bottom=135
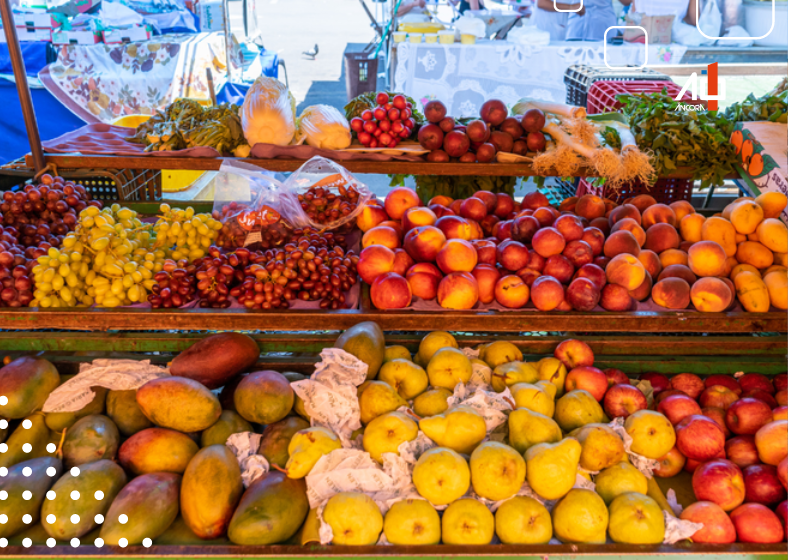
left=136, top=377, right=221, bottom=433
left=180, top=445, right=243, bottom=539
left=0, top=357, right=60, bottom=419
left=234, top=371, right=294, bottom=425
left=227, top=471, right=309, bottom=545
left=41, top=459, right=127, bottom=540
left=100, top=472, right=181, bottom=545
left=62, top=415, right=120, bottom=469
left=200, top=410, right=253, bottom=447
left=258, top=416, right=310, bottom=468
left=106, top=389, right=152, bottom=437
left=0, top=456, right=62, bottom=537
left=45, top=387, right=108, bottom=433
left=0, top=414, right=54, bottom=469
left=7, top=523, right=63, bottom=546
left=154, top=516, right=230, bottom=545
left=118, top=427, right=199, bottom=476
left=334, top=321, right=385, bottom=380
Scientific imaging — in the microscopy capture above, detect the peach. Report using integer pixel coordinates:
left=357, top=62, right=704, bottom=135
left=658, top=264, right=697, bottom=285
left=582, top=227, right=605, bottom=256
left=357, top=201, right=389, bottom=232
left=574, top=263, right=607, bottom=290
left=565, top=366, right=608, bottom=401
left=637, top=250, right=662, bottom=279
left=688, top=240, right=727, bottom=277
left=516, top=267, right=541, bottom=287
left=629, top=271, right=653, bottom=302
left=554, top=214, right=584, bottom=242
left=379, top=220, right=403, bottom=239
left=531, top=227, right=566, bottom=258
left=590, top=217, right=610, bottom=235
left=403, top=225, right=446, bottom=262
left=679, top=213, right=706, bottom=243
left=435, top=215, right=473, bottom=241
left=493, top=220, right=513, bottom=242
left=473, top=191, right=498, bottom=213
left=479, top=215, right=500, bottom=237
left=402, top=206, right=437, bottom=232
left=468, top=220, right=484, bottom=240
left=554, top=338, right=594, bottom=369
left=449, top=199, right=463, bottom=215
left=471, top=264, right=501, bottom=304
left=630, top=194, right=657, bottom=213
left=702, top=217, right=738, bottom=257
left=371, top=272, right=412, bottom=309
left=494, top=275, right=529, bottom=308
left=778, top=390, right=788, bottom=407
left=652, top=278, right=691, bottom=309
left=604, top=230, right=641, bottom=258
left=670, top=200, right=696, bottom=222
left=642, top=203, right=677, bottom=229
left=460, top=197, right=488, bottom=221
left=600, top=284, right=634, bottom=311
left=497, top=239, right=530, bottom=271
left=644, top=223, right=680, bottom=253
left=542, top=254, right=573, bottom=283
left=429, top=195, right=454, bottom=207
left=776, top=406, right=788, bottom=421
left=611, top=218, right=646, bottom=247
left=609, top=204, right=642, bottom=226
left=700, top=385, right=739, bottom=410
left=494, top=193, right=515, bottom=218
left=730, top=503, right=786, bottom=543
left=659, top=249, right=689, bottom=268
left=436, top=239, right=477, bottom=274
left=755, top=420, right=788, bottom=466
left=511, top=215, right=539, bottom=243
left=531, top=276, right=565, bottom=311
left=574, top=194, right=606, bottom=220
left=726, top=435, right=759, bottom=468
left=406, top=269, right=441, bottom=300
left=471, top=239, right=497, bottom=266
left=680, top=502, right=736, bottom=543
left=532, top=206, right=556, bottom=227
left=690, top=277, right=733, bottom=312
left=562, top=240, right=594, bottom=268
left=678, top=240, right=695, bottom=253
left=429, top=204, right=454, bottom=219
left=606, top=253, right=646, bottom=290
left=736, top=241, right=774, bottom=269
left=522, top=191, right=550, bottom=210
left=358, top=245, right=396, bottom=284
left=594, top=256, right=611, bottom=269
left=362, top=225, right=401, bottom=250
left=437, top=272, right=479, bottom=310
left=654, top=446, right=687, bottom=478
left=385, top=187, right=420, bottom=220
left=523, top=250, right=546, bottom=273
left=566, top=277, right=601, bottom=311
left=392, top=249, right=415, bottom=276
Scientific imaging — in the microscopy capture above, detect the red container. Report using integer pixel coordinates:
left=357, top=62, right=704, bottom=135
left=586, top=80, right=704, bottom=115
left=576, top=177, right=694, bottom=205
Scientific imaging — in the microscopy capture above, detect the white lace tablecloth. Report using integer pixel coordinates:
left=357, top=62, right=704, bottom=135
left=393, top=40, right=688, bottom=116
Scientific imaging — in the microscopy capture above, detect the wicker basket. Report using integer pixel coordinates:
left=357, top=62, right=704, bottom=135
left=564, top=64, right=670, bottom=109
left=576, top=177, right=694, bottom=204
left=587, top=80, right=703, bottom=115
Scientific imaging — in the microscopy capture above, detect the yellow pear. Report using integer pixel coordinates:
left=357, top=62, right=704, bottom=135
left=608, top=493, right=665, bottom=544
left=491, top=361, right=539, bottom=392
left=554, top=389, right=605, bottom=432
left=412, top=447, right=470, bottom=506
left=419, top=405, right=486, bottom=454
left=384, top=345, right=412, bottom=363
left=481, top=341, right=523, bottom=368
left=412, top=388, right=452, bottom=417
left=536, top=357, right=568, bottom=397
left=595, top=462, right=648, bottom=505
left=536, top=379, right=557, bottom=399
left=624, top=410, right=676, bottom=459
left=469, top=441, right=526, bottom=501
left=417, top=331, right=458, bottom=363
left=495, top=496, right=552, bottom=544
left=552, top=488, right=609, bottom=544
left=323, top=492, right=382, bottom=545
left=525, top=438, right=581, bottom=501
left=508, top=408, right=562, bottom=454
left=427, top=348, right=472, bottom=390
left=569, top=423, right=626, bottom=471
left=509, top=382, right=555, bottom=417
left=378, top=359, right=429, bottom=400
left=441, top=498, right=494, bottom=545
left=285, top=427, right=342, bottom=478
left=383, top=499, right=441, bottom=545
left=358, top=381, right=407, bottom=425
left=363, top=411, right=418, bottom=463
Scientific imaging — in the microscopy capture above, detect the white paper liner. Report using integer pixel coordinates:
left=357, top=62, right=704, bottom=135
left=226, top=431, right=269, bottom=487
left=608, top=417, right=660, bottom=476
left=446, top=382, right=514, bottom=432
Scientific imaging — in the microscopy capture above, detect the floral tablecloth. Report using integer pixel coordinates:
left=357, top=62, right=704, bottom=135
left=40, top=32, right=242, bottom=124
left=393, top=40, right=688, bottom=117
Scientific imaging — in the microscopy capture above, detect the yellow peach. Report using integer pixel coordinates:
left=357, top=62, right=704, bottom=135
left=680, top=213, right=705, bottom=243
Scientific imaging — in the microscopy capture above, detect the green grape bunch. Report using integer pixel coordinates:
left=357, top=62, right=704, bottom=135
left=152, top=204, right=222, bottom=262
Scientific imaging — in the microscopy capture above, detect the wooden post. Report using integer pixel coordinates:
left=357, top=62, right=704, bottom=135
left=0, top=0, right=45, bottom=172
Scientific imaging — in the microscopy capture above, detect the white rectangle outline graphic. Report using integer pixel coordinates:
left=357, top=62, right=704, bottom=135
left=698, top=0, right=775, bottom=40
left=603, top=26, right=648, bottom=70
left=554, top=0, right=583, bottom=13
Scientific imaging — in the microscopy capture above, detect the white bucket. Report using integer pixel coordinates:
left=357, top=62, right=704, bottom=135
left=743, top=0, right=788, bottom=47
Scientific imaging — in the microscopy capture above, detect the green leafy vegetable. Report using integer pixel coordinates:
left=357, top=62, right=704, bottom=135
left=724, top=90, right=788, bottom=124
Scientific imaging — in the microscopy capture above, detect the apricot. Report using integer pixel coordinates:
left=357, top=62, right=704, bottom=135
left=637, top=250, right=662, bottom=279
left=606, top=253, right=646, bottom=290
left=371, top=272, right=412, bottom=309
left=402, top=206, right=438, bottom=232
left=600, top=283, right=634, bottom=311
left=642, top=204, right=677, bottom=229
left=658, top=264, right=697, bottom=285
left=730, top=201, right=764, bottom=235
left=688, top=240, right=728, bottom=277
left=362, top=225, right=401, bottom=250
left=471, top=264, right=501, bottom=304
left=763, top=270, right=787, bottom=310
left=575, top=195, right=607, bottom=220
left=531, top=275, right=565, bottom=311
left=660, top=249, right=689, bottom=268
left=437, top=272, right=479, bottom=310
left=494, top=275, right=530, bottom=308
left=629, top=271, right=653, bottom=302
left=630, top=195, right=657, bottom=213
left=756, top=218, right=788, bottom=253
left=357, top=201, right=389, bottom=232
left=611, top=218, right=646, bottom=247
left=652, top=278, right=691, bottom=310
left=680, top=213, right=706, bottom=243
left=385, top=187, right=421, bottom=220
left=436, top=239, right=477, bottom=274
left=755, top=192, right=788, bottom=219
left=690, top=277, right=733, bottom=312
left=670, top=200, right=695, bottom=222
left=644, top=223, right=680, bottom=254
left=702, top=217, right=738, bottom=257
left=730, top=263, right=760, bottom=281
left=736, top=241, right=774, bottom=269
left=604, top=230, right=641, bottom=258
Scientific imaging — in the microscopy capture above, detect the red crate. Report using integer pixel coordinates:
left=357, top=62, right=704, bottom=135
left=586, top=80, right=704, bottom=115
left=576, top=177, right=694, bottom=205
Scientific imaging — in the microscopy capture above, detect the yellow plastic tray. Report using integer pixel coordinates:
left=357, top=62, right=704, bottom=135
left=398, top=22, right=445, bottom=33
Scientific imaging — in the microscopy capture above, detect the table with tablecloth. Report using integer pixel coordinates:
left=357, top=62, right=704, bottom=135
left=393, top=40, right=688, bottom=117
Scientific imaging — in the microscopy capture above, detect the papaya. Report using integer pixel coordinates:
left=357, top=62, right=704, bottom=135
left=334, top=321, right=385, bottom=380
left=118, top=427, right=199, bottom=476
left=170, top=333, right=260, bottom=389
left=106, top=389, right=152, bottom=436
left=0, top=456, right=62, bottom=537
left=0, top=357, right=60, bottom=419
left=45, top=387, right=108, bottom=432
left=234, top=371, right=294, bottom=425
left=42, top=459, right=127, bottom=540
left=0, top=413, right=53, bottom=469
left=136, top=377, right=221, bottom=433
left=62, top=415, right=120, bottom=468
left=258, top=416, right=310, bottom=468
left=180, top=445, right=243, bottom=539
left=154, top=516, right=230, bottom=545
left=227, top=471, right=309, bottom=545
left=200, top=410, right=253, bottom=447
left=100, top=472, right=181, bottom=545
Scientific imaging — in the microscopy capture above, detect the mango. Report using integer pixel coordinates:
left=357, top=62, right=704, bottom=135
left=106, top=389, right=152, bottom=436
left=0, top=357, right=60, bottom=419
left=170, top=333, right=260, bottom=390
left=258, top=416, right=310, bottom=468
left=0, top=413, right=53, bottom=468
left=136, top=377, right=221, bottom=433
left=201, top=410, right=254, bottom=447
left=181, top=445, right=243, bottom=539
left=234, top=370, right=293, bottom=425
left=227, top=471, right=309, bottom=545
left=0, top=456, right=62, bottom=537
left=100, top=472, right=181, bottom=545
left=334, top=321, right=385, bottom=380
left=218, top=374, right=246, bottom=412
left=764, top=270, right=788, bottom=310
left=42, top=459, right=127, bottom=540
left=154, top=516, right=230, bottom=545
left=45, top=387, right=107, bottom=432
left=8, top=523, right=66, bottom=546
left=62, top=414, right=120, bottom=468
left=734, top=270, right=771, bottom=313
left=118, top=427, right=199, bottom=476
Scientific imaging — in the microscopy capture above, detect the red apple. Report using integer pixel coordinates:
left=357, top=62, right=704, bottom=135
left=554, top=339, right=594, bottom=369
left=739, top=373, right=775, bottom=395
left=705, top=374, right=742, bottom=395
left=700, top=385, right=739, bottom=411
left=670, top=373, right=705, bottom=400
left=677, top=414, right=726, bottom=461
left=679, top=502, right=737, bottom=543
left=655, top=389, right=688, bottom=405
left=741, top=389, right=779, bottom=409
left=775, top=374, right=788, bottom=392
left=604, top=383, right=647, bottom=418
left=703, top=406, right=732, bottom=438
left=730, top=503, right=785, bottom=543
left=685, top=450, right=727, bottom=474
left=640, top=372, right=670, bottom=394
left=726, top=398, right=774, bottom=435
left=658, top=394, right=702, bottom=425
left=565, top=366, right=608, bottom=401
left=604, top=368, right=630, bottom=387
left=692, top=459, right=746, bottom=511
left=725, top=435, right=760, bottom=468
left=744, top=464, right=787, bottom=506
left=654, top=446, right=686, bottom=478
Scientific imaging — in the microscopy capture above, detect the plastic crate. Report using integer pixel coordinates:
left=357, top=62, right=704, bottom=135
left=564, top=64, right=670, bottom=108
left=576, top=177, right=694, bottom=204
left=587, top=79, right=703, bottom=115
left=344, top=45, right=378, bottom=101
